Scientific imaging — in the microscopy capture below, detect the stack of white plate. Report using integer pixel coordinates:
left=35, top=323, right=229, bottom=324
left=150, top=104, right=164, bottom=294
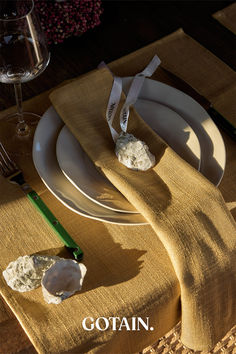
left=33, top=78, right=226, bottom=225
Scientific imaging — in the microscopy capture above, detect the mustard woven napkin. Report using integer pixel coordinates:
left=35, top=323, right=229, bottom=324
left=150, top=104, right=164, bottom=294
left=50, top=67, right=236, bottom=351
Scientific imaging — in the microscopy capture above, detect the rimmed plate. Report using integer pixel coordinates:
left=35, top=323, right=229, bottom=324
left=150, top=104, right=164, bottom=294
left=33, top=78, right=226, bottom=224
left=32, top=106, right=147, bottom=225
left=56, top=99, right=201, bottom=212
left=128, top=77, right=226, bottom=186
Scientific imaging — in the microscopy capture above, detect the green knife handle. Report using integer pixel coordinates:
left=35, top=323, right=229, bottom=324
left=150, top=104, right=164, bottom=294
left=27, top=190, right=83, bottom=261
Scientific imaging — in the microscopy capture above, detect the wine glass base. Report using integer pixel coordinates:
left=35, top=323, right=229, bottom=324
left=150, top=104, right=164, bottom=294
left=0, top=112, right=40, bottom=156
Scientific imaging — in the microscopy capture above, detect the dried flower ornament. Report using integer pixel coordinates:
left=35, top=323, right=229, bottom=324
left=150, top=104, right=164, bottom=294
left=35, top=0, right=103, bottom=44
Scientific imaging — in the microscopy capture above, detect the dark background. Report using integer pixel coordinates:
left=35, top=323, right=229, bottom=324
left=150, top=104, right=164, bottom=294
left=0, top=0, right=235, bottom=110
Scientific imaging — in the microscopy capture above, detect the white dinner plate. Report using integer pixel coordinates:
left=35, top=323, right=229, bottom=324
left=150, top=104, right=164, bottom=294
left=126, top=78, right=226, bottom=186
left=56, top=99, right=201, bottom=212
left=33, top=78, right=226, bottom=224
left=33, top=106, right=147, bottom=225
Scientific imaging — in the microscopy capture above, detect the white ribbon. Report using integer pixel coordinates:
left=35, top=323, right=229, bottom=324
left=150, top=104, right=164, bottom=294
left=98, top=55, right=161, bottom=142
left=120, top=55, right=161, bottom=133
left=98, top=61, right=121, bottom=142
left=105, top=75, right=122, bottom=142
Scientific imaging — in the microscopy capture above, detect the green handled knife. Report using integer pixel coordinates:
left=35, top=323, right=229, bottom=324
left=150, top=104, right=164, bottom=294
left=0, top=142, right=83, bottom=261
left=27, top=190, right=83, bottom=261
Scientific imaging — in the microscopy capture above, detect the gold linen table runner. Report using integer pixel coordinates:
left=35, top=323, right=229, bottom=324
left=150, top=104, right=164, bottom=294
left=0, top=29, right=236, bottom=354
left=213, top=3, right=236, bottom=35
left=50, top=66, right=236, bottom=351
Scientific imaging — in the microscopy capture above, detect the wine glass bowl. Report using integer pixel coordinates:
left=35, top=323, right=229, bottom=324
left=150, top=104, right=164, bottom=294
left=0, top=1, right=49, bottom=84
left=0, top=0, right=50, bottom=154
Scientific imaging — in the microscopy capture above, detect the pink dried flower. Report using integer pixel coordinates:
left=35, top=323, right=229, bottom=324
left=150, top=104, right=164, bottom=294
left=35, top=0, right=103, bottom=44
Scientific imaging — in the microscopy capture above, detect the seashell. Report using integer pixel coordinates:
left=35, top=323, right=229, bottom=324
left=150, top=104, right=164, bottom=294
left=41, top=259, right=87, bottom=304
left=2, top=255, right=59, bottom=292
left=115, top=132, right=155, bottom=171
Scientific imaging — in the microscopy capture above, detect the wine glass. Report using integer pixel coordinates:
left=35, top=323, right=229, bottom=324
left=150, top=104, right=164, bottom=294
left=0, top=0, right=50, bottom=155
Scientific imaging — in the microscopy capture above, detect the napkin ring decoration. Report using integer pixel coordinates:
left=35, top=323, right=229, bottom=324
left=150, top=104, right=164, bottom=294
left=103, top=55, right=161, bottom=171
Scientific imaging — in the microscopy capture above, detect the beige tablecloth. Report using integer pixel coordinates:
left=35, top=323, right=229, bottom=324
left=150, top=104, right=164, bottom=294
left=0, top=29, right=235, bottom=354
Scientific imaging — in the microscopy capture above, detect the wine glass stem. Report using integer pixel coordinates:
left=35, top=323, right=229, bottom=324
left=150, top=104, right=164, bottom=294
left=14, top=83, right=30, bottom=136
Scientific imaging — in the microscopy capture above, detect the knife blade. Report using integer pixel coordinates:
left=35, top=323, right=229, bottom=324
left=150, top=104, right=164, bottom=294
left=161, top=67, right=236, bottom=141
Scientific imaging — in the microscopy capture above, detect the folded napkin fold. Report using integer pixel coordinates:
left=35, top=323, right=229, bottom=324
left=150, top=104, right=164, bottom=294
left=50, top=67, right=236, bottom=351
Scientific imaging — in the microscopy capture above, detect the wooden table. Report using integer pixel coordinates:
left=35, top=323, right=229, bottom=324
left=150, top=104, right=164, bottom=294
left=0, top=1, right=235, bottom=353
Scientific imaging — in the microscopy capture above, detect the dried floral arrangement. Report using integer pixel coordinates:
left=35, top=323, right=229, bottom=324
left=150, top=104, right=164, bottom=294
left=35, top=0, right=103, bottom=44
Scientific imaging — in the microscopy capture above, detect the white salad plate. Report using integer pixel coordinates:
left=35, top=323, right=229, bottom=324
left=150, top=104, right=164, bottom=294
left=56, top=99, right=201, bottom=212
left=33, top=106, right=147, bottom=225
left=33, top=78, right=226, bottom=224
